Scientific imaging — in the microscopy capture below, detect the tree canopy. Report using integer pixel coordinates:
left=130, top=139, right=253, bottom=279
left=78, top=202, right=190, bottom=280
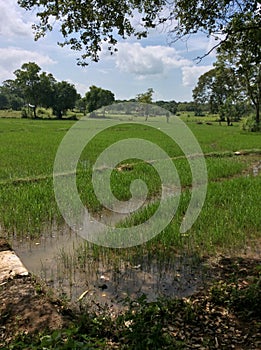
left=52, top=81, right=78, bottom=119
left=18, top=0, right=260, bottom=64
left=3, top=62, right=78, bottom=118
left=136, top=88, right=154, bottom=104
left=85, top=85, right=115, bottom=113
left=218, top=14, right=261, bottom=126
left=193, top=12, right=260, bottom=128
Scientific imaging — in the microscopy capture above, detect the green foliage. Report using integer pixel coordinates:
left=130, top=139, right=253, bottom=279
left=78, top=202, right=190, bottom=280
left=85, top=85, right=115, bottom=113
left=136, top=88, right=154, bottom=104
left=155, top=100, right=178, bottom=114
left=192, top=63, right=249, bottom=123
left=241, top=115, right=261, bottom=132
left=1, top=62, right=79, bottom=119
left=210, top=269, right=261, bottom=318
left=0, top=92, right=9, bottom=109
left=217, top=14, right=261, bottom=125
left=18, top=0, right=165, bottom=64
left=36, top=107, right=52, bottom=119
left=14, top=62, right=43, bottom=118
left=0, top=79, right=24, bottom=110
left=52, top=81, right=78, bottom=118
left=17, top=1, right=258, bottom=65
left=115, top=296, right=187, bottom=349
left=21, top=108, right=29, bottom=118
left=8, top=327, right=108, bottom=349
left=5, top=269, right=261, bottom=349
left=231, top=279, right=261, bottom=318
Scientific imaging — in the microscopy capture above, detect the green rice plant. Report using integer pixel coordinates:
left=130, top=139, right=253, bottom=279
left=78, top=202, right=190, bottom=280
left=161, top=176, right=261, bottom=255
left=186, top=122, right=261, bottom=153
left=0, top=118, right=260, bottom=248
left=107, top=174, right=261, bottom=258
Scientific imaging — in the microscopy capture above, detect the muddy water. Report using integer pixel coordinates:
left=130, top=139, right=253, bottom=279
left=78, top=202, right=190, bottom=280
left=11, top=196, right=212, bottom=310
left=12, top=225, right=211, bottom=311
left=6, top=160, right=261, bottom=310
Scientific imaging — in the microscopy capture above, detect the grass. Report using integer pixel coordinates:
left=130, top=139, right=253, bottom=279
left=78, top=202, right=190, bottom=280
left=0, top=109, right=21, bottom=118
left=0, top=117, right=260, bottom=249
left=0, top=113, right=260, bottom=349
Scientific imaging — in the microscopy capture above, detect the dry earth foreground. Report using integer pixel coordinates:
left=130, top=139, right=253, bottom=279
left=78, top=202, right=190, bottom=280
left=0, top=238, right=260, bottom=349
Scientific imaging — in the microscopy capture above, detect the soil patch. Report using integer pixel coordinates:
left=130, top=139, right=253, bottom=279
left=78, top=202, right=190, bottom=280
left=0, top=239, right=11, bottom=252
left=0, top=239, right=71, bottom=345
left=0, top=275, right=71, bottom=345
left=0, top=238, right=260, bottom=348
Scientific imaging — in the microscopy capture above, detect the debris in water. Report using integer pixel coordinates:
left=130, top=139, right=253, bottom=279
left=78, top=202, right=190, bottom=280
left=98, top=284, right=108, bottom=290
left=132, top=264, right=141, bottom=269
left=77, top=289, right=89, bottom=301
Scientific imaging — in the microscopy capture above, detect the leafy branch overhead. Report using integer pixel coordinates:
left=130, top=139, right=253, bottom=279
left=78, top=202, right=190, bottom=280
left=17, top=0, right=260, bottom=64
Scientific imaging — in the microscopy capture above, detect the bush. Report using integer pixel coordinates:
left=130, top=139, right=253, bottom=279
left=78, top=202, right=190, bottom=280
left=241, top=115, right=261, bottom=132
left=37, top=108, right=52, bottom=119
left=21, top=108, right=28, bottom=118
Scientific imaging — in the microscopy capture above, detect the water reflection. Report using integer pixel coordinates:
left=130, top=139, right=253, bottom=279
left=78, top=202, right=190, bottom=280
left=11, top=222, right=211, bottom=311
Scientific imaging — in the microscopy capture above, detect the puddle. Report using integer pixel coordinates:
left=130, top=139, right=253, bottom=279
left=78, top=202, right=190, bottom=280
left=11, top=225, right=211, bottom=311
left=10, top=195, right=211, bottom=311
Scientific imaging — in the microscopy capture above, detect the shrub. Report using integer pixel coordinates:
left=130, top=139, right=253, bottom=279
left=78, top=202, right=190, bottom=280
left=21, top=108, right=28, bottom=118
left=241, top=115, right=261, bottom=132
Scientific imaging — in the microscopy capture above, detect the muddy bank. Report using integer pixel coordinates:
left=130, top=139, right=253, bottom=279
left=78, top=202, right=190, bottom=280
left=1, top=241, right=260, bottom=349
left=0, top=239, right=70, bottom=344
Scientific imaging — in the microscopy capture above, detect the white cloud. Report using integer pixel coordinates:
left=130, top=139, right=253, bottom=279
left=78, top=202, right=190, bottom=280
left=181, top=65, right=213, bottom=87
left=0, top=47, right=56, bottom=83
left=114, top=42, right=192, bottom=77
left=0, top=0, right=33, bottom=38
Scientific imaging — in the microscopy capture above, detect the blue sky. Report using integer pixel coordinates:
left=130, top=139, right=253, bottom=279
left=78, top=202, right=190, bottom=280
left=0, top=0, right=216, bottom=101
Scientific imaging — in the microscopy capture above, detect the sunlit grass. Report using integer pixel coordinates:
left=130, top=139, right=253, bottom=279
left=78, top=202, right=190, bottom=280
left=0, top=117, right=260, bottom=258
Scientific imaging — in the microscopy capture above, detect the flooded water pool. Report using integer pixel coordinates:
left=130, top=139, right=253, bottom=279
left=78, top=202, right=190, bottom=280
left=11, top=223, right=212, bottom=311
left=9, top=187, right=213, bottom=310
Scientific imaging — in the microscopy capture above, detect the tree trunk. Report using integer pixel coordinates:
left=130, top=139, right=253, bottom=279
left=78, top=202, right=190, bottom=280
left=226, top=116, right=231, bottom=126
left=255, top=103, right=260, bottom=125
left=33, top=106, right=37, bottom=119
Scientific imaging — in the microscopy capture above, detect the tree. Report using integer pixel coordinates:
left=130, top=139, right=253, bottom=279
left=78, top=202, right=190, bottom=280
left=0, top=93, right=9, bottom=109
left=155, top=100, right=178, bottom=115
left=18, top=1, right=259, bottom=64
left=193, top=61, right=246, bottom=124
left=0, top=80, right=24, bottom=110
left=136, top=88, right=154, bottom=104
left=8, top=62, right=79, bottom=118
left=135, top=88, right=154, bottom=120
left=52, top=81, right=78, bottom=119
left=75, top=95, right=86, bottom=113
left=193, top=69, right=218, bottom=113
left=193, top=11, right=260, bottom=128
left=38, top=72, right=57, bottom=109
left=85, top=86, right=115, bottom=114
left=14, top=62, right=42, bottom=118
left=13, top=62, right=58, bottom=118
left=217, top=14, right=260, bottom=127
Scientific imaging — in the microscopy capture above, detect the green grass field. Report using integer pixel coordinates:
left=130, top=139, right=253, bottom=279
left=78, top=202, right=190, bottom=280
left=0, top=116, right=260, bottom=255
left=1, top=114, right=261, bottom=349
